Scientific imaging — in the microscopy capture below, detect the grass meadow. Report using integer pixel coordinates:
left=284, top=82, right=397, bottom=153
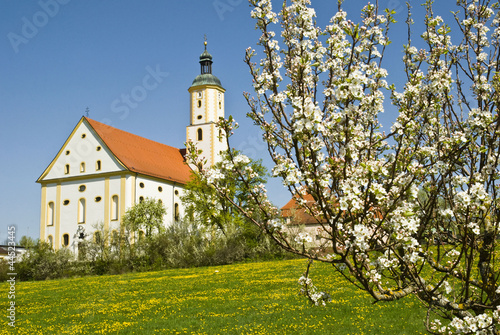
left=2, top=259, right=427, bottom=334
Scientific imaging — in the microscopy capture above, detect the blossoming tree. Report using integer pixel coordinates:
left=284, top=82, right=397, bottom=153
left=182, top=147, right=267, bottom=236
left=187, top=0, right=500, bottom=333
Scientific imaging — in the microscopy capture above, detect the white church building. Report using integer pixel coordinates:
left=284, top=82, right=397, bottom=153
left=37, top=44, right=227, bottom=251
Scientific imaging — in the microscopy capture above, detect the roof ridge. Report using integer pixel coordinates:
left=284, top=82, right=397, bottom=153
left=84, top=117, right=192, bottom=184
left=84, top=117, right=183, bottom=152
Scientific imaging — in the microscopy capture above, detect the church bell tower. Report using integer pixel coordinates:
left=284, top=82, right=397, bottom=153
left=187, top=40, right=227, bottom=167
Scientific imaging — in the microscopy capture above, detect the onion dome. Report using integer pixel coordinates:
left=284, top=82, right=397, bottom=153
left=190, top=40, right=223, bottom=89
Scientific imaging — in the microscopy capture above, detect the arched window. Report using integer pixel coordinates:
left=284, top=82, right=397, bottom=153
left=47, top=202, right=55, bottom=226
left=174, top=203, right=180, bottom=221
left=80, top=162, right=85, bottom=173
left=96, top=160, right=101, bottom=171
left=197, top=100, right=202, bottom=108
left=62, top=234, right=69, bottom=247
left=197, top=128, right=203, bottom=141
left=64, top=164, right=70, bottom=174
left=47, top=235, right=53, bottom=247
left=111, top=195, right=119, bottom=221
left=78, top=198, right=86, bottom=223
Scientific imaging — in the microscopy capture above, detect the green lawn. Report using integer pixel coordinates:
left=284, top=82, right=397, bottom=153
left=2, top=259, right=427, bottom=334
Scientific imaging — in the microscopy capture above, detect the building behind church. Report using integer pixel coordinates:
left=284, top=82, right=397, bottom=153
left=37, top=44, right=226, bottom=251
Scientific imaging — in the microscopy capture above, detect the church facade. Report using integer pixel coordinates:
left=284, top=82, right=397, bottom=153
left=37, top=45, right=226, bottom=251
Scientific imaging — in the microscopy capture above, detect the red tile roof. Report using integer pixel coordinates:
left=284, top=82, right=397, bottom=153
left=85, top=117, right=193, bottom=184
left=281, top=193, right=316, bottom=211
left=281, top=193, right=322, bottom=225
left=282, top=191, right=383, bottom=224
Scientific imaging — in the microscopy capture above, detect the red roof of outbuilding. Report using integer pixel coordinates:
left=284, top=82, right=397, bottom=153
left=281, top=193, right=322, bottom=225
left=85, top=117, right=193, bottom=184
left=281, top=193, right=316, bottom=211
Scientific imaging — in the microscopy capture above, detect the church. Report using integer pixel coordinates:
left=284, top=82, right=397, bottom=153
left=36, top=44, right=227, bottom=251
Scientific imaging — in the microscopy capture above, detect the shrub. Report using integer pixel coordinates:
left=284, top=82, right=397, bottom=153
left=16, top=241, right=75, bottom=281
left=5, top=218, right=287, bottom=282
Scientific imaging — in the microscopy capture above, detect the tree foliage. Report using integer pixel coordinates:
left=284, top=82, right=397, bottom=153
left=122, top=197, right=166, bottom=237
left=188, top=0, right=500, bottom=333
left=182, top=146, right=268, bottom=236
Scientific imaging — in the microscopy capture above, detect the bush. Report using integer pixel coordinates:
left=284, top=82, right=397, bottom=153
left=0, top=259, right=10, bottom=282
left=2, top=219, right=287, bottom=282
left=141, top=219, right=286, bottom=268
left=15, top=241, right=75, bottom=281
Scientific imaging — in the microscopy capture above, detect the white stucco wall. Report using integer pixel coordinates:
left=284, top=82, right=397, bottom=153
left=43, top=121, right=125, bottom=180
left=41, top=172, right=186, bottom=251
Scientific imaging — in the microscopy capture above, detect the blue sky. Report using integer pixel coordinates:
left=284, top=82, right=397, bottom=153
left=0, top=0, right=449, bottom=243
